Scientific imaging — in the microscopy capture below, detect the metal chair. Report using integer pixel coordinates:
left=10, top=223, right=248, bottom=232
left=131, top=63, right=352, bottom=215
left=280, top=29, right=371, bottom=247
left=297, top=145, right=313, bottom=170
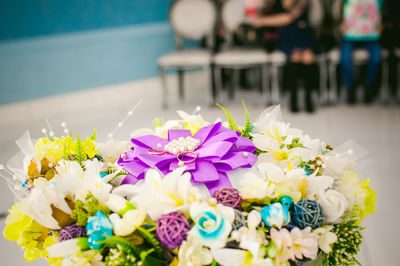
left=158, top=0, right=217, bottom=107
left=267, top=50, right=286, bottom=104
left=213, top=0, right=270, bottom=105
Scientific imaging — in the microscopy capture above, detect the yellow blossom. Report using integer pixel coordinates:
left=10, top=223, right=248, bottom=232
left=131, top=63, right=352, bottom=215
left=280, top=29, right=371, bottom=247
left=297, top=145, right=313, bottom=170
left=3, top=204, right=50, bottom=262
left=338, top=172, right=376, bottom=221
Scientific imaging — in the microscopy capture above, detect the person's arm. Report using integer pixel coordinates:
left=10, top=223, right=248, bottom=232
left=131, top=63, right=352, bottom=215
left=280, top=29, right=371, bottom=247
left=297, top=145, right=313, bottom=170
left=251, top=13, right=293, bottom=27
left=251, top=0, right=309, bottom=27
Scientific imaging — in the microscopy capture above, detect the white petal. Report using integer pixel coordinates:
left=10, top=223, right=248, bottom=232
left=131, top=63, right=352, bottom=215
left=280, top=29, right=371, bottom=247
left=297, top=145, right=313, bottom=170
left=211, top=248, right=246, bottom=266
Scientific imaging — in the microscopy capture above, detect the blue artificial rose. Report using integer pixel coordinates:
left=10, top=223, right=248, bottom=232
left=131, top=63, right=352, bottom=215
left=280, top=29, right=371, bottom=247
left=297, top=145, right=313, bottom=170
left=260, top=202, right=290, bottom=228
left=190, top=203, right=234, bottom=249
left=86, top=211, right=113, bottom=249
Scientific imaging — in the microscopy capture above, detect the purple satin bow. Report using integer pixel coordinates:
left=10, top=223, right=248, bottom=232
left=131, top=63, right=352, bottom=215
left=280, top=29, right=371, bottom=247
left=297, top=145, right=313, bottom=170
left=118, top=122, right=257, bottom=194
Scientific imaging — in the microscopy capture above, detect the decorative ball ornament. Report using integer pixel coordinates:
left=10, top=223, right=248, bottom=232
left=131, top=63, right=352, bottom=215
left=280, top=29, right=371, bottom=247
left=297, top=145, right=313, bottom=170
left=232, top=209, right=247, bottom=231
left=156, top=212, right=191, bottom=249
left=292, top=199, right=324, bottom=229
left=213, top=187, right=242, bottom=209
left=59, top=224, right=87, bottom=241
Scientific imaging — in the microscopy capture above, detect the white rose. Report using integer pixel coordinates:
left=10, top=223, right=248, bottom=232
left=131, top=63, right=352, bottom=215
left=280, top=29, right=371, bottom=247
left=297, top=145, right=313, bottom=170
left=317, top=189, right=348, bottom=224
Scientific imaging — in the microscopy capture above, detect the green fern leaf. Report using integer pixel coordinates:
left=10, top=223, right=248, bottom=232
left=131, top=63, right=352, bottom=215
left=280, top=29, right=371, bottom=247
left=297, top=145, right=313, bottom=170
left=241, top=100, right=253, bottom=138
left=216, top=103, right=239, bottom=131
left=74, top=134, right=87, bottom=167
left=136, top=227, right=163, bottom=257
left=90, top=128, right=97, bottom=141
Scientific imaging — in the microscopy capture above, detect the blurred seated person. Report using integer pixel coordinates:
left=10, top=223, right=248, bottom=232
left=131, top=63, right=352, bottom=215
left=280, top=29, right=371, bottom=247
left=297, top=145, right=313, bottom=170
left=251, top=0, right=317, bottom=113
left=339, top=0, right=382, bottom=104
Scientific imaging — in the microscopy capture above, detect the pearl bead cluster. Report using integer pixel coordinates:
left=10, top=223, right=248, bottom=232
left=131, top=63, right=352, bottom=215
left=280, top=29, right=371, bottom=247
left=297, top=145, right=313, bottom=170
left=164, top=136, right=201, bottom=155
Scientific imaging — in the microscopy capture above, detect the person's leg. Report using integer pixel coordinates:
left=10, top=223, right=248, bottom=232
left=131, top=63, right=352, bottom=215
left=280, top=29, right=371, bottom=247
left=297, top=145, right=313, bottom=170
left=363, top=40, right=382, bottom=103
left=340, top=40, right=356, bottom=103
left=288, top=49, right=302, bottom=112
left=301, top=49, right=316, bottom=112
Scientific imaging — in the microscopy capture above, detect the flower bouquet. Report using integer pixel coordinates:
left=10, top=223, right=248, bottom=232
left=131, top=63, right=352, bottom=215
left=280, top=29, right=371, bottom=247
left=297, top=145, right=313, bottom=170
left=2, top=104, right=376, bottom=266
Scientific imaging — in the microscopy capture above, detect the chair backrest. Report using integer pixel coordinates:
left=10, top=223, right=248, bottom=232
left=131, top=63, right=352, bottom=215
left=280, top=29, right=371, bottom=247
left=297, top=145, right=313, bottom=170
left=170, top=0, right=216, bottom=49
left=222, top=0, right=246, bottom=34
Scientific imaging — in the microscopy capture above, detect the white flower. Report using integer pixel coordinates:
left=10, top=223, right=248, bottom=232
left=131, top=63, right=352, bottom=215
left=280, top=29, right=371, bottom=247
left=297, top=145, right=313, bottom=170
left=270, top=228, right=295, bottom=263
left=178, top=234, right=213, bottom=266
left=55, top=159, right=112, bottom=203
left=126, top=167, right=205, bottom=220
left=317, top=189, right=348, bottom=224
left=109, top=208, right=146, bottom=236
left=257, top=163, right=306, bottom=202
left=189, top=201, right=234, bottom=249
left=231, top=210, right=267, bottom=258
left=313, top=225, right=338, bottom=254
left=290, top=227, right=319, bottom=260
left=306, top=175, right=334, bottom=200
left=130, top=120, right=184, bottom=139
left=238, top=171, right=275, bottom=200
left=47, top=239, right=81, bottom=258
left=18, top=178, right=72, bottom=229
left=96, top=139, right=130, bottom=164
left=177, top=110, right=210, bottom=134
left=306, top=175, right=348, bottom=223
left=211, top=248, right=273, bottom=266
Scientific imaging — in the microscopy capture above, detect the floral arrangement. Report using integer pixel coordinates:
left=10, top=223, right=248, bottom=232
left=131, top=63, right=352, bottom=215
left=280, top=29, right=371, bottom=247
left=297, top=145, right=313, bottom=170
left=2, top=104, right=376, bottom=266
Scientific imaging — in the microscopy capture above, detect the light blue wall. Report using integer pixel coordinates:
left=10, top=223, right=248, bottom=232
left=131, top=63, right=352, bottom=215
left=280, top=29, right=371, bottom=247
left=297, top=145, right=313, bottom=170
left=0, top=0, right=174, bottom=41
left=0, top=0, right=200, bottom=105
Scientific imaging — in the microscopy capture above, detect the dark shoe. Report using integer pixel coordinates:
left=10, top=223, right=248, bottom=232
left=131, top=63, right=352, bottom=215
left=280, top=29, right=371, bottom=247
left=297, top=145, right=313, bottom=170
left=290, top=93, right=300, bottom=112
left=303, top=63, right=317, bottom=113
left=347, top=87, right=357, bottom=105
left=287, top=63, right=301, bottom=113
left=364, top=83, right=377, bottom=104
left=305, top=93, right=315, bottom=113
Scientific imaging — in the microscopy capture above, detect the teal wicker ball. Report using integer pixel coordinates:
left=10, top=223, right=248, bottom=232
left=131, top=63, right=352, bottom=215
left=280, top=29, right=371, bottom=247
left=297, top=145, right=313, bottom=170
left=292, top=199, right=324, bottom=229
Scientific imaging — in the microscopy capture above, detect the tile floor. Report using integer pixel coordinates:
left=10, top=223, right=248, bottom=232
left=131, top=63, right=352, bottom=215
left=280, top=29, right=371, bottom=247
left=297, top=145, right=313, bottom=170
left=0, top=72, right=398, bottom=265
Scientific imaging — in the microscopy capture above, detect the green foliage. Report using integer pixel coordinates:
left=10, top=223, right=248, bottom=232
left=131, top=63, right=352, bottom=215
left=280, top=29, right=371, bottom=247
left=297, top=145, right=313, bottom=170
left=216, top=103, right=240, bottom=132
left=240, top=101, right=253, bottom=139
left=74, top=134, right=87, bottom=167
left=102, top=236, right=142, bottom=265
left=90, top=129, right=97, bottom=141
left=321, top=219, right=363, bottom=265
left=286, top=138, right=303, bottom=149
left=71, top=192, right=111, bottom=226
left=241, top=197, right=272, bottom=212
left=152, top=118, right=164, bottom=129
left=217, top=102, right=255, bottom=139
left=136, top=227, right=163, bottom=257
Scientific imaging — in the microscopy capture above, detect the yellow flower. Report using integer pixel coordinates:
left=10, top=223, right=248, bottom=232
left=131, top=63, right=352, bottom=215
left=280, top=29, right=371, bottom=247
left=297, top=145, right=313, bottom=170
left=360, top=178, right=376, bottom=219
left=338, top=172, right=376, bottom=221
left=3, top=204, right=51, bottom=262
left=34, top=136, right=98, bottom=165
left=81, top=138, right=98, bottom=159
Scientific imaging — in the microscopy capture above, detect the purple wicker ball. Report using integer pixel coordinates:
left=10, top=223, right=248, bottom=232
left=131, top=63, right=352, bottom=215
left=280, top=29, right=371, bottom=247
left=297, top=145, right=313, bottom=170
left=59, top=224, right=87, bottom=242
left=156, top=212, right=191, bottom=249
left=213, top=187, right=242, bottom=209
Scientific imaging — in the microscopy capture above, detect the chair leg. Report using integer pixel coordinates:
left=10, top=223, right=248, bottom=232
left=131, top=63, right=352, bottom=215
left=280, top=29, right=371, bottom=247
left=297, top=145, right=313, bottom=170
left=214, top=66, right=224, bottom=105
left=329, top=63, right=338, bottom=104
left=397, top=61, right=400, bottom=103
left=319, top=59, right=328, bottom=105
left=271, top=64, right=280, bottom=104
left=178, top=69, right=184, bottom=100
left=230, top=68, right=239, bottom=100
left=380, top=59, right=389, bottom=103
left=210, top=64, right=217, bottom=106
left=261, top=64, right=271, bottom=106
left=204, top=65, right=213, bottom=106
left=160, top=66, right=168, bottom=108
